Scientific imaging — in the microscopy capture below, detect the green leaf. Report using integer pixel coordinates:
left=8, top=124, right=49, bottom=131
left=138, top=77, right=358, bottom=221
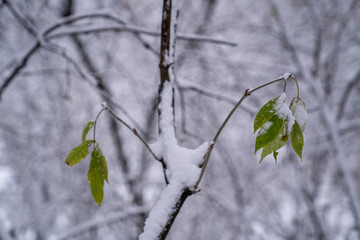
left=65, top=140, right=94, bottom=166
left=88, top=143, right=109, bottom=206
left=82, top=121, right=94, bottom=142
left=290, top=121, right=304, bottom=161
left=260, top=133, right=288, bottom=163
left=273, top=151, right=279, bottom=163
left=254, top=95, right=283, bottom=133
left=255, top=114, right=285, bottom=153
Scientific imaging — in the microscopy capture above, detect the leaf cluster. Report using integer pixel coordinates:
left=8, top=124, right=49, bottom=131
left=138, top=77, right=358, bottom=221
left=254, top=95, right=306, bottom=163
left=65, top=121, right=108, bottom=206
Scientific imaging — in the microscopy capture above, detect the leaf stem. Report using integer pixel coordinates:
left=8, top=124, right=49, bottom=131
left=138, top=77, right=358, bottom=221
left=290, top=75, right=300, bottom=98
left=93, top=107, right=107, bottom=143
left=193, top=76, right=287, bottom=191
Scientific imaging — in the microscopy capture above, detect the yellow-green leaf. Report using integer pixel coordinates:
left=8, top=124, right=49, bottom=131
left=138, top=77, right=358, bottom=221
left=255, top=114, right=285, bottom=153
left=254, top=95, right=282, bottom=133
left=82, top=121, right=94, bottom=142
left=290, top=121, right=304, bottom=161
left=88, top=163, right=104, bottom=206
left=65, top=140, right=94, bottom=166
left=88, top=143, right=108, bottom=206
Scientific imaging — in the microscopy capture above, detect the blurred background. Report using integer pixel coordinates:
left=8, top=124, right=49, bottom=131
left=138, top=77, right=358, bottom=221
left=0, top=0, right=360, bottom=239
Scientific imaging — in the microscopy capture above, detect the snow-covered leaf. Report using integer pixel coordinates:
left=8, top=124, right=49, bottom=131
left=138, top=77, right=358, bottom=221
left=255, top=114, right=285, bottom=153
left=254, top=95, right=281, bottom=133
left=254, top=93, right=300, bottom=163
left=65, top=140, right=94, bottom=166
left=290, top=97, right=307, bottom=132
left=82, top=121, right=94, bottom=142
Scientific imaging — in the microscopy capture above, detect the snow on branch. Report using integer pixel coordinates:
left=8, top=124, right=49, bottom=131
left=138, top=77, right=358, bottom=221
left=139, top=1, right=211, bottom=239
left=159, top=82, right=210, bottom=185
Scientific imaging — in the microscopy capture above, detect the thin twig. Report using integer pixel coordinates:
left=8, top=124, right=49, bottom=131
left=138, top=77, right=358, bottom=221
left=0, top=42, right=40, bottom=99
left=93, top=108, right=107, bottom=142
left=105, top=107, right=161, bottom=161
left=47, top=25, right=237, bottom=47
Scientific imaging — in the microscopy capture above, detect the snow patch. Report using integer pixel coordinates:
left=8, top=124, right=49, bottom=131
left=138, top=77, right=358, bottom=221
left=291, top=100, right=307, bottom=131
left=139, top=82, right=211, bottom=239
left=101, top=102, right=108, bottom=108
left=258, top=122, right=272, bottom=135
left=275, top=93, right=295, bottom=133
left=139, top=181, right=184, bottom=240
left=159, top=81, right=210, bottom=186
left=282, top=73, right=292, bottom=80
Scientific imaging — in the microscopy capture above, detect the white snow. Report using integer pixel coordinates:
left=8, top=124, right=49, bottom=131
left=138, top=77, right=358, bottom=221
left=275, top=93, right=295, bottom=133
left=139, top=181, right=184, bottom=240
left=290, top=100, right=307, bottom=131
left=101, top=101, right=108, bottom=108
left=282, top=73, right=292, bottom=80
left=159, top=81, right=210, bottom=186
left=139, top=81, right=210, bottom=240
left=258, top=122, right=272, bottom=135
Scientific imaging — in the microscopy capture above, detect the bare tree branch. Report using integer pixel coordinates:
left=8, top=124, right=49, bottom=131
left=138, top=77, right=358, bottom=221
left=336, top=69, right=360, bottom=120
left=54, top=206, right=150, bottom=240
left=48, top=25, right=237, bottom=47
left=0, top=42, right=40, bottom=100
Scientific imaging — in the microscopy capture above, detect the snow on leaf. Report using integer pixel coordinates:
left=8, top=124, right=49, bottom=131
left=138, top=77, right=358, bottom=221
left=82, top=121, right=94, bottom=142
left=254, top=93, right=301, bottom=163
left=255, top=114, right=285, bottom=154
left=275, top=94, right=295, bottom=135
left=254, top=95, right=281, bottom=133
left=65, top=140, right=94, bottom=166
left=290, top=97, right=307, bottom=132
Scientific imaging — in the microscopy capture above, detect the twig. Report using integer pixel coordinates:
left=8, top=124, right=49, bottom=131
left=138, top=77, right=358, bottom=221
left=336, top=69, right=360, bottom=120
left=54, top=206, right=150, bottom=240
left=3, top=0, right=37, bottom=36
left=0, top=42, right=40, bottom=99
left=47, top=24, right=237, bottom=47
left=93, top=108, right=107, bottom=142
left=178, top=78, right=254, bottom=115
left=101, top=107, right=161, bottom=161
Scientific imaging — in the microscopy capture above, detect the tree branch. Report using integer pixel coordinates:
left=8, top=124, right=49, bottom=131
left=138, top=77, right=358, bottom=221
left=54, top=206, right=149, bottom=240
left=48, top=25, right=237, bottom=47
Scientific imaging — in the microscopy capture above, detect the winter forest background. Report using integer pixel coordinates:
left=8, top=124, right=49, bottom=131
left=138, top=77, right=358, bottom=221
left=1, top=0, right=360, bottom=239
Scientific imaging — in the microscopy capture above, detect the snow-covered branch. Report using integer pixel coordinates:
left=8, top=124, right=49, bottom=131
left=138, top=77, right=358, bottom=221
left=139, top=1, right=211, bottom=239
left=48, top=25, right=237, bottom=47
